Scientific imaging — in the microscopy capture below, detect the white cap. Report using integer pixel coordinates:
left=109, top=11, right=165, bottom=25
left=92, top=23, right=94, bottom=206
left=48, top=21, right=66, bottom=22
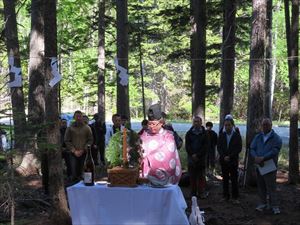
left=225, top=114, right=233, bottom=120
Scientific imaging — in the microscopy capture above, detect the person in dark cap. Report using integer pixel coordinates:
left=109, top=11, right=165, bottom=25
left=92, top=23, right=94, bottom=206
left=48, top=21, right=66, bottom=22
left=140, top=104, right=182, bottom=186
left=220, top=114, right=240, bottom=134
left=147, top=103, right=162, bottom=121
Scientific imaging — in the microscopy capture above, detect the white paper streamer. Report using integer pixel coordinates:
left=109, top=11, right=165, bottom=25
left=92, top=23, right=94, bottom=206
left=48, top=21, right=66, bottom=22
left=49, top=57, right=62, bottom=87
left=8, top=56, right=22, bottom=88
left=114, top=57, right=129, bottom=86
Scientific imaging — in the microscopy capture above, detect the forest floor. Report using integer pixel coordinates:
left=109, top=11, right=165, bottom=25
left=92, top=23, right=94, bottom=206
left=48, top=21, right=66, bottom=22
left=0, top=169, right=300, bottom=225
left=181, top=170, right=300, bottom=225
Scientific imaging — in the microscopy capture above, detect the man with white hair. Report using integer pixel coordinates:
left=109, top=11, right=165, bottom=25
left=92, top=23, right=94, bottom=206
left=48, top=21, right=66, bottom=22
left=250, top=118, right=282, bottom=214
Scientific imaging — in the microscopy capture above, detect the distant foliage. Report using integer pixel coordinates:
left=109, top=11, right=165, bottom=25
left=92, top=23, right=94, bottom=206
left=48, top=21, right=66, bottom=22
left=0, top=0, right=292, bottom=121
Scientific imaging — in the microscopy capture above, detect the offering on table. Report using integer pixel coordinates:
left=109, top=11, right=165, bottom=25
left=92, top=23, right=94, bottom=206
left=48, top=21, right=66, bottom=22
left=106, top=128, right=141, bottom=187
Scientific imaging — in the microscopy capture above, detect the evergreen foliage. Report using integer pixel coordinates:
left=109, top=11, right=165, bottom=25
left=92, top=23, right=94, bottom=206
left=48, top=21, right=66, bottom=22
left=0, top=0, right=294, bottom=122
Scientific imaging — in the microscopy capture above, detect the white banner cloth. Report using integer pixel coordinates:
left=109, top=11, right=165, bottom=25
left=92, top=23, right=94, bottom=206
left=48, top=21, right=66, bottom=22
left=8, top=56, right=22, bottom=88
left=67, top=182, right=189, bottom=225
left=114, top=57, right=129, bottom=86
left=49, top=57, right=62, bottom=87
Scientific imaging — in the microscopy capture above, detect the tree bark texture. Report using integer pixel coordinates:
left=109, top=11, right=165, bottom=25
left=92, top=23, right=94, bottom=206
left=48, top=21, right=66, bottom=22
left=3, top=0, right=27, bottom=151
left=16, top=0, right=45, bottom=177
left=284, top=0, right=300, bottom=184
left=116, top=0, right=130, bottom=120
left=264, top=0, right=273, bottom=119
left=44, top=0, right=71, bottom=223
left=28, top=0, right=48, bottom=193
left=98, top=0, right=105, bottom=121
left=190, top=0, right=206, bottom=119
left=28, top=0, right=45, bottom=126
left=219, top=0, right=236, bottom=127
left=245, top=0, right=267, bottom=185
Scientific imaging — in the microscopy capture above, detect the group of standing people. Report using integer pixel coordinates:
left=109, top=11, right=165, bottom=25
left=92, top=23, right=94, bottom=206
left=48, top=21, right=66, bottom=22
left=59, top=108, right=282, bottom=215
left=60, top=110, right=106, bottom=182
left=185, top=115, right=282, bottom=214
left=60, top=111, right=131, bottom=183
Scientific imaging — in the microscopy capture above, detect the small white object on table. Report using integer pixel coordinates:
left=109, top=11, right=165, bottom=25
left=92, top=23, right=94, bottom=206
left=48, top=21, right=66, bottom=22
left=67, top=182, right=189, bottom=225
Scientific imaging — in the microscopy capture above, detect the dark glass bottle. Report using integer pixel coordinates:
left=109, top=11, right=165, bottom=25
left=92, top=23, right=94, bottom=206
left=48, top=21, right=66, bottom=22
left=83, top=145, right=95, bottom=186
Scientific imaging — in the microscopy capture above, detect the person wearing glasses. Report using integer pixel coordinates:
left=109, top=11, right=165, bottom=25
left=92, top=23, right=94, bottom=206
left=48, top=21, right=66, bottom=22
left=140, top=104, right=182, bottom=186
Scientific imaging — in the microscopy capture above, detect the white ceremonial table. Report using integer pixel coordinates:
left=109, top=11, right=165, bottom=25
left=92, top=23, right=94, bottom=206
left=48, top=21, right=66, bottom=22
left=67, top=182, right=189, bottom=225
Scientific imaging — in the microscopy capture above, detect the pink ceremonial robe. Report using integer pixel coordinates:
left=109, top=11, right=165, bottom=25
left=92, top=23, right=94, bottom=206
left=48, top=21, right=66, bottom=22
left=140, top=128, right=182, bottom=185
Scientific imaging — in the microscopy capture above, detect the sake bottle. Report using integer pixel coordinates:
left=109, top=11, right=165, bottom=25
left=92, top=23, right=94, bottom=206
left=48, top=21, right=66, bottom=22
left=83, top=145, right=95, bottom=186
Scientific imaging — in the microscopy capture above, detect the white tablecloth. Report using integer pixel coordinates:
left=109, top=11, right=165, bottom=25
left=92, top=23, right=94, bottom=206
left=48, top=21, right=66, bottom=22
left=67, top=182, right=189, bottom=225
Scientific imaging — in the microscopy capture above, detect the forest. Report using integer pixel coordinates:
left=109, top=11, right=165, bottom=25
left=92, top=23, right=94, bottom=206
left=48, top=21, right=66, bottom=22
left=0, top=0, right=300, bottom=225
left=0, top=0, right=296, bottom=121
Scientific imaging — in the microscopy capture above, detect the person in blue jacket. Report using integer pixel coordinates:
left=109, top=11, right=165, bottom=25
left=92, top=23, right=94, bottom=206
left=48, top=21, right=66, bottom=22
left=250, top=118, right=282, bottom=215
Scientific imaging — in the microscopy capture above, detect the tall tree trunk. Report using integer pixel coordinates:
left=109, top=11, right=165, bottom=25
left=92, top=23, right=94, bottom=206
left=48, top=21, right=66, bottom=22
left=116, top=0, right=130, bottom=120
left=284, top=0, right=300, bottom=184
left=3, top=0, right=27, bottom=151
left=16, top=0, right=45, bottom=177
left=219, top=0, right=236, bottom=127
left=44, top=0, right=70, bottom=223
left=264, top=0, right=273, bottom=119
left=98, top=0, right=105, bottom=121
left=245, top=0, right=267, bottom=186
left=28, top=0, right=45, bottom=133
left=270, top=0, right=282, bottom=117
left=16, top=0, right=46, bottom=188
left=190, top=0, right=206, bottom=119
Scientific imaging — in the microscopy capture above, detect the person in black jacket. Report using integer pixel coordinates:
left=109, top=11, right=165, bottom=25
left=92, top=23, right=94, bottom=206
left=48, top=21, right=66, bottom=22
left=92, top=113, right=106, bottom=166
left=185, top=116, right=207, bottom=198
left=217, top=117, right=242, bottom=202
left=161, top=112, right=183, bottom=150
left=60, top=118, right=71, bottom=178
left=205, top=122, right=218, bottom=175
left=83, top=114, right=106, bottom=166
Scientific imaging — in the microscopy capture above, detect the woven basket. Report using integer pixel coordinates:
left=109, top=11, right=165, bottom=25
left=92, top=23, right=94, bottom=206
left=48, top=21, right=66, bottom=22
left=108, top=166, right=139, bottom=187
